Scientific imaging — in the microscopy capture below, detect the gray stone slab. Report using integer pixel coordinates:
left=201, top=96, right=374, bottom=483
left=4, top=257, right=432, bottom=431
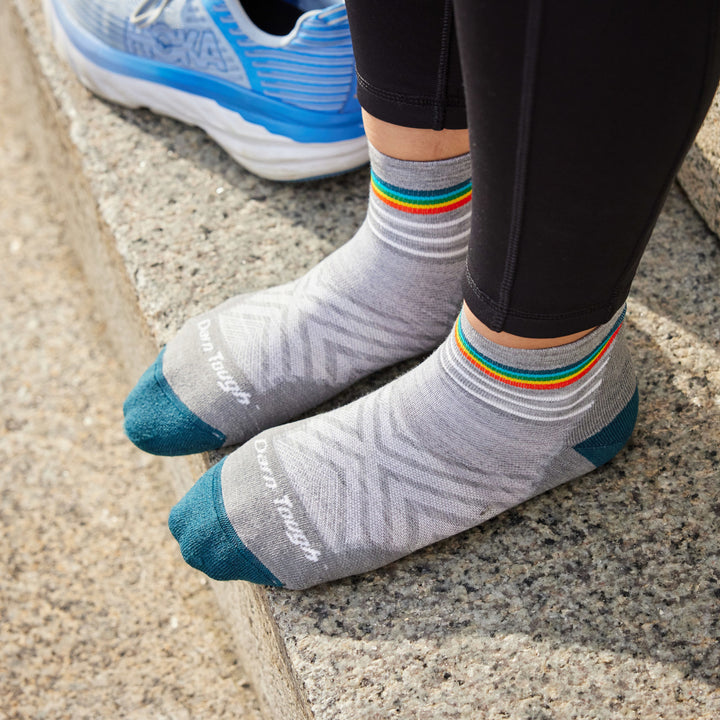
left=7, top=0, right=720, bottom=717
left=678, top=90, right=720, bottom=237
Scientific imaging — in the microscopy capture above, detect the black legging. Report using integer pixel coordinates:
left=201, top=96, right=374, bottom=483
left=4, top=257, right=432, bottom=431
left=345, top=0, right=720, bottom=337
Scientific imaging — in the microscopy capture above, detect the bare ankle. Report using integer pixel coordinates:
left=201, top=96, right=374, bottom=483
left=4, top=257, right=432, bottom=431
left=462, top=302, right=596, bottom=350
left=362, top=110, right=469, bottom=162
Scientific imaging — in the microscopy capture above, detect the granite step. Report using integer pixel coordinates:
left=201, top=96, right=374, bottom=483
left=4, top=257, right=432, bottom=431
left=677, top=93, right=720, bottom=238
left=5, top=1, right=720, bottom=717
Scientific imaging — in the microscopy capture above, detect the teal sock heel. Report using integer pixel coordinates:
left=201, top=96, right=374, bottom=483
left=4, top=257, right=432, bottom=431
left=168, top=459, right=283, bottom=586
left=574, top=387, right=639, bottom=467
left=123, top=348, right=226, bottom=456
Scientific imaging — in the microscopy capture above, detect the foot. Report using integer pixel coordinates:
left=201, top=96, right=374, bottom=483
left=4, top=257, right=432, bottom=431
left=44, top=0, right=367, bottom=180
left=123, top=146, right=472, bottom=454
left=168, top=306, right=638, bottom=588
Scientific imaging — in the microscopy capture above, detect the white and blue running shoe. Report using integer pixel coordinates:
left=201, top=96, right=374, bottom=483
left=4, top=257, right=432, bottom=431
left=44, top=0, right=368, bottom=180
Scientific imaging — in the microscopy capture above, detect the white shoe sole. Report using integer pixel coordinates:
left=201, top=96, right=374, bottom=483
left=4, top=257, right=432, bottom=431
left=44, top=0, right=369, bottom=181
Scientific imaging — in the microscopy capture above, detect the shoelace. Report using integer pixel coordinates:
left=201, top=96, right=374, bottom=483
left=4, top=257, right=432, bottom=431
left=130, top=0, right=347, bottom=29
left=130, top=0, right=173, bottom=27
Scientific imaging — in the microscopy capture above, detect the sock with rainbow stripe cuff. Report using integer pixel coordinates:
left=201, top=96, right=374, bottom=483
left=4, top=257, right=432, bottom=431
left=124, top=145, right=472, bottom=455
left=168, top=305, right=638, bottom=588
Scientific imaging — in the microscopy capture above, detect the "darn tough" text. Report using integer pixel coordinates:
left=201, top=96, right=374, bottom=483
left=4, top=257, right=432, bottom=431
left=255, top=438, right=321, bottom=563
left=197, top=318, right=251, bottom=405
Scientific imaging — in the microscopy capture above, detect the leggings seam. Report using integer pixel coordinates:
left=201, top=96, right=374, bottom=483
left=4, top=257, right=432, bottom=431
left=356, top=71, right=466, bottom=108
left=494, top=0, right=544, bottom=331
left=432, top=0, right=455, bottom=129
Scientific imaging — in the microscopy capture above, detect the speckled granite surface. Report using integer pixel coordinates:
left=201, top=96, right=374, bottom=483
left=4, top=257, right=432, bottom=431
left=269, top=188, right=720, bottom=719
left=678, top=90, right=720, bottom=237
left=7, top=0, right=720, bottom=717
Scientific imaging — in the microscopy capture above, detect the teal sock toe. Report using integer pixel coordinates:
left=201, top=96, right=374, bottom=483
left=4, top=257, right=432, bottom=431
left=168, top=459, right=283, bottom=586
left=123, top=348, right=226, bottom=456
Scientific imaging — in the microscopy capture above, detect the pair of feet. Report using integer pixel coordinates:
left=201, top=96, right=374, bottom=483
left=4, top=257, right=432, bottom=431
left=47, top=0, right=639, bottom=588
left=124, top=148, right=639, bottom=590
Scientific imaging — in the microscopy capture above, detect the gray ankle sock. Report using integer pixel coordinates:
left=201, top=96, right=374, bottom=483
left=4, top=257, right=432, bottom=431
left=124, top=145, right=472, bottom=453
left=169, top=306, right=639, bottom=588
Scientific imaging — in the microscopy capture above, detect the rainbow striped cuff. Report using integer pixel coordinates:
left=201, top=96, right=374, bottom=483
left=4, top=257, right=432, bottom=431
left=370, top=170, right=472, bottom=215
left=454, top=310, right=625, bottom=390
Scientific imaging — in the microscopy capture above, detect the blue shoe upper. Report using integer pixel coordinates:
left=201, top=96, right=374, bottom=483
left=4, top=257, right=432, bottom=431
left=51, top=0, right=363, bottom=142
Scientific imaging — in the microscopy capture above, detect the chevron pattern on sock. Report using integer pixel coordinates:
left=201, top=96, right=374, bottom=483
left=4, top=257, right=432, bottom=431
left=124, top=146, right=472, bottom=454
left=169, top=306, right=638, bottom=588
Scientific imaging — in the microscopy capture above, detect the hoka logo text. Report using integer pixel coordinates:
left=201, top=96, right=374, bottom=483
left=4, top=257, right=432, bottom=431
left=125, top=24, right=228, bottom=72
